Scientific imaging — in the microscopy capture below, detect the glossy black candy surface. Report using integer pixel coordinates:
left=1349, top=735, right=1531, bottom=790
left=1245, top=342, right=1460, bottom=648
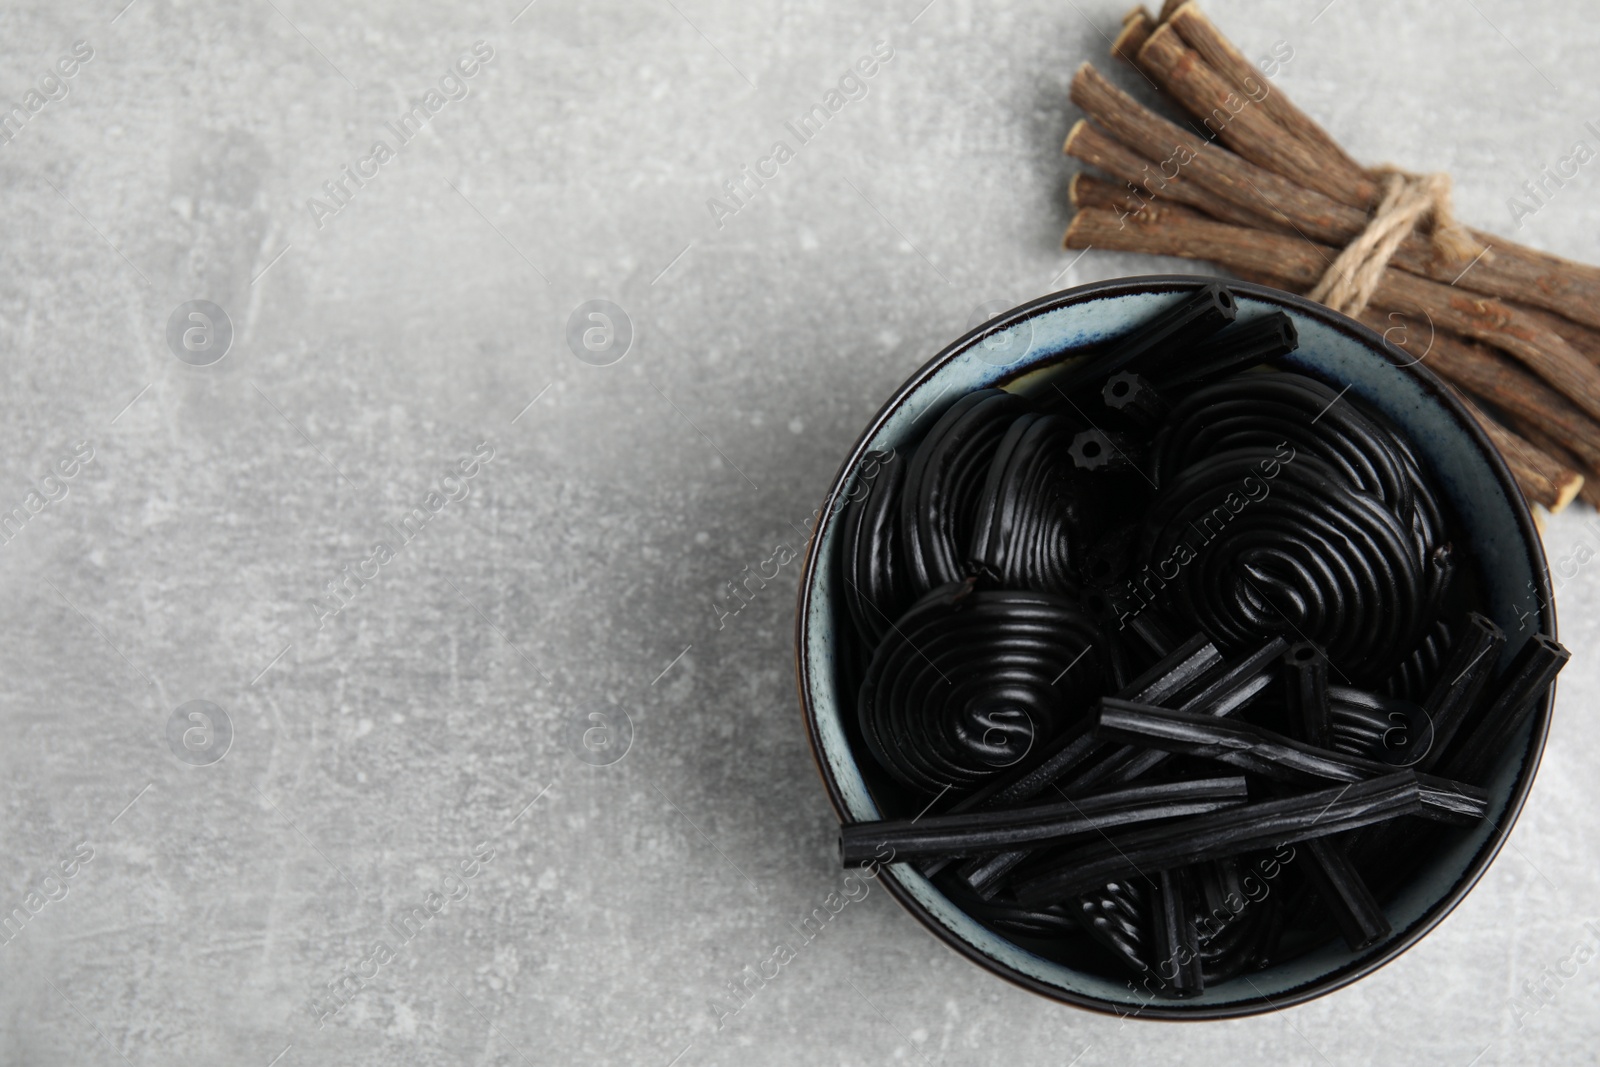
left=832, top=287, right=1566, bottom=997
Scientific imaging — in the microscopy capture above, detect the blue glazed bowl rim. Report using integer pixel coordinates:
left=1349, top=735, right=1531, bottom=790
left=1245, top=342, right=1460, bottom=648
left=792, top=273, right=1556, bottom=1020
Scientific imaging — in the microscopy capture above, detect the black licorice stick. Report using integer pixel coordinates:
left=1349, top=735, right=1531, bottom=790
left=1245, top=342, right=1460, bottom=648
left=1300, top=837, right=1391, bottom=951
left=1151, top=867, right=1205, bottom=997
left=1156, top=311, right=1298, bottom=392
left=1012, top=772, right=1425, bottom=906
left=934, top=634, right=1222, bottom=820
left=1102, top=372, right=1171, bottom=429
left=841, top=777, right=1249, bottom=867
left=1353, top=632, right=1570, bottom=887
left=1283, top=643, right=1333, bottom=749
left=1068, top=429, right=1142, bottom=473
left=962, top=776, right=1245, bottom=892
left=951, top=638, right=1238, bottom=890
left=1415, top=612, right=1505, bottom=771
left=1092, top=700, right=1488, bottom=823
left=1057, top=282, right=1237, bottom=393
left=940, top=639, right=1228, bottom=889
left=1058, top=637, right=1288, bottom=797
left=1442, top=633, right=1570, bottom=785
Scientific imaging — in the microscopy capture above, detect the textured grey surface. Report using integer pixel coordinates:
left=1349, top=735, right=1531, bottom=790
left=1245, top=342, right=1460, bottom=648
left=2, top=0, right=1599, bottom=1063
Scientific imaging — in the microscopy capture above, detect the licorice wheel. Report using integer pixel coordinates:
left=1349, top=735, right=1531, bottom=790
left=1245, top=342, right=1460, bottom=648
left=1151, top=374, right=1416, bottom=516
left=838, top=449, right=908, bottom=648
left=856, top=583, right=1110, bottom=795
left=1386, top=618, right=1454, bottom=701
left=969, top=412, right=1101, bottom=595
left=899, top=389, right=1032, bottom=597
left=1074, top=878, right=1151, bottom=979
left=1137, top=448, right=1427, bottom=680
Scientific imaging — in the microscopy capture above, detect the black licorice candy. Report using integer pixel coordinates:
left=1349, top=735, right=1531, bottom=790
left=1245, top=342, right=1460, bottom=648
left=1328, top=685, right=1433, bottom=765
left=1151, top=867, right=1205, bottom=996
left=1155, top=311, right=1298, bottom=392
left=1102, top=372, right=1171, bottom=430
left=958, top=776, right=1244, bottom=896
left=931, top=634, right=1224, bottom=823
left=1011, top=772, right=1427, bottom=906
left=832, top=285, right=1550, bottom=984
left=1057, top=637, right=1287, bottom=798
left=1091, top=699, right=1488, bottom=823
left=1283, top=642, right=1332, bottom=749
left=1443, top=633, right=1570, bottom=784
left=838, top=449, right=907, bottom=647
left=934, top=636, right=1227, bottom=886
left=856, top=585, right=1108, bottom=795
left=1300, top=836, right=1391, bottom=951
left=968, top=413, right=1101, bottom=595
left=1056, top=281, right=1237, bottom=393
left=1415, top=612, right=1505, bottom=770
left=1074, top=879, right=1150, bottom=979
left=1068, top=428, right=1142, bottom=473
left=839, top=776, right=1248, bottom=867
left=898, top=389, right=1031, bottom=595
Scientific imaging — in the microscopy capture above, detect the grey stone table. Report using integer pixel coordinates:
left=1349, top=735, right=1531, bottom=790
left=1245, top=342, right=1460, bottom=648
left=2, top=0, right=1597, bottom=1063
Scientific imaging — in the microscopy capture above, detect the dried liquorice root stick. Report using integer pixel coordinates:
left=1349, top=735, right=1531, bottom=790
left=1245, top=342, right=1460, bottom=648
left=1161, top=3, right=1363, bottom=192
left=1061, top=201, right=1600, bottom=427
left=1063, top=122, right=1288, bottom=233
left=1091, top=699, right=1489, bottom=823
left=1068, top=63, right=1359, bottom=244
left=1011, top=772, right=1426, bottom=905
left=1137, top=22, right=1364, bottom=207
left=1080, top=3, right=1600, bottom=505
left=1501, top=411, right=1600, bottom=511
left=839, top=777, right=1249, bottom=867
left=1113, top=16, right=1600, bottom=333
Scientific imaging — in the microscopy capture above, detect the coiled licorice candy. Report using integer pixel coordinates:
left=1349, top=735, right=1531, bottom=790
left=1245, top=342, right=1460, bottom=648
left=968, top=412, right=1102, bottom=595
left=856, top=582, right=1110, bottom=796
left=831, top=285, right=1564, bottom=993
left=837, top=448, right=908, bottom=649
left=899, top=389, right=1030, bottom=598
left=1138, top=448, right=1428, bottom=680
left=1385, top=617, right=1454, bottom=703
left=1147, top=373, right=1455, bottom=657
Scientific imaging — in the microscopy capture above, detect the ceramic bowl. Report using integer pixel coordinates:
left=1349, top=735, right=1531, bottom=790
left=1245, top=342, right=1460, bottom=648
left=793, top=274, right=1557, bottom=1018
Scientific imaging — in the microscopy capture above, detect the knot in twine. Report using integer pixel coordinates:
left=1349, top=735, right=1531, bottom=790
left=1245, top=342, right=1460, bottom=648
left=1307, top=169, right=1483, bottom=316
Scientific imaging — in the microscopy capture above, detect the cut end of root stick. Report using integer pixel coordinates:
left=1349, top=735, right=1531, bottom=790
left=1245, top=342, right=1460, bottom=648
left=1063, top=216, right=1094, bottom=251
left=1112, top=12, right=1154, bottom=68
left=1063, top=118, right=1088, bottom=156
